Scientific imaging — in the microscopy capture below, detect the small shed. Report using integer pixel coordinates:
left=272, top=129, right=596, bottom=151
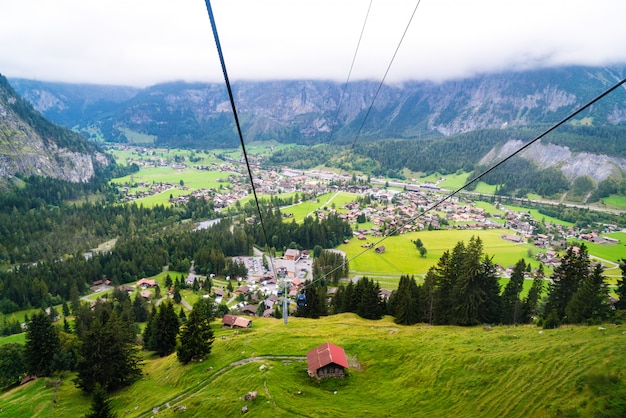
left=306, top=342, right=349, bottom=379
left=222, top=314, right=252, bottom=328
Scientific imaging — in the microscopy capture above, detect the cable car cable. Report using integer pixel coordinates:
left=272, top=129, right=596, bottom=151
left=204, top=0, right=286, bottom=318
left=346, top=0, right=423, bottom=156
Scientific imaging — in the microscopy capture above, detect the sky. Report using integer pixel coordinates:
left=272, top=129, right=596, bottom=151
left=2, top=0, right=626, bottom=87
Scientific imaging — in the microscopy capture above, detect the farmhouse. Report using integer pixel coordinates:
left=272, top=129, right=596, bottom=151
left=136, top=278, right=158, bottom=288
left=222, top=314, right=252, bottom=328
left=307, top=342, right=349, bottom=379
left=284, top=248, right=301, bottom=262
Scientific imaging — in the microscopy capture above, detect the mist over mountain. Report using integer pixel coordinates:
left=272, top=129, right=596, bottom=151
left=10, top=65, right=626, bottom=149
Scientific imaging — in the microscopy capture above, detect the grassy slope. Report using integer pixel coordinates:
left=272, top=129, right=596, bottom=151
left=3, top=315, right=624, bottom=417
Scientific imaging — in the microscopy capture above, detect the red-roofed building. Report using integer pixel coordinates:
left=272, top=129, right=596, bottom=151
left=306, top=342, right=349, bottom=379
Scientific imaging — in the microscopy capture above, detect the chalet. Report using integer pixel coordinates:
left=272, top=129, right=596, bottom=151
left=307, top=342, right=349, bottom=379
left=136, top=278, right=158, bottom=288
left=375, top=246, right=386, bottom=254
left=242, top=304, right=258, bottom=316
left=235, top=285, right=250, bottom=295
left=501, top=234, right=524, bottom=243
left=222, top=314, right=252, bottom=328
left=284, top=248, right=301, bottom=262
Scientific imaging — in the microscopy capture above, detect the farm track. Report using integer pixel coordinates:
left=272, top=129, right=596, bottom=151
left=138, top=355, right=306, bottom=417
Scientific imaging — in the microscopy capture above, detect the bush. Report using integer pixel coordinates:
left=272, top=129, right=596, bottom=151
left=543, top=309, right=561, bottom=329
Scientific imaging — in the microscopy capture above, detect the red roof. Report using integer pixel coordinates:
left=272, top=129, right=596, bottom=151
left=307, top=342, right=349, bottom=373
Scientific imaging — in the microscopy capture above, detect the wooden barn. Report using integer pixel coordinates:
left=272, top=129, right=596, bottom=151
left=306, top=342, right=349, bottom=379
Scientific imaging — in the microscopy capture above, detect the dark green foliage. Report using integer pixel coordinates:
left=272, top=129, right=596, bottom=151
left=565, top=264, right=610, bottom=324
left=615, top=259, right=626, bottom=311
left=392, top=275, right=422, bottom=325
left=244, top=207, right=353, bottom=253
left=0, top=343, right=26, bottom=390
left=85, top=383, right=116, bottom=418
left=24, top=311, right=60, bottom=376
left=545, top=244, right=590, bottom=322
left=132, top=295, right=149, bottom=322
left=543, top=309, right=561, bottom=329
left=500, top=260, right=526, bottom=324
left=312, top=250, right=349, bottom=285
left=176, top=301, right=215, bottom=365
left=295, top=282, right=327, bottom=319
left=521, top=265, right=545, bottom=322
left=75, top=306, right=141, bottom=393
left=420, top=236, right=502, bottom=326
left=153, top=302, right=180, bottom=357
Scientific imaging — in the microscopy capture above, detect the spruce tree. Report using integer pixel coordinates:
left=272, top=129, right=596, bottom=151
left=154, top=302, right=179, bottom=357
left=453, top=237, right=485, bottom=326
left=500, top=259, right=526, bottom=324
left=522, top=265, right=545, bottom=323
left=24, top=311, right=60, bottom=376
left=615, top=259, right=626, bottom=311
left=85, top=383, right=116, bottom=418
left=76, top=312, right=141, bottom=393
left=177, top=304, right=215, bottom=365
left=393, top=275, right=422, bottom=325
left=565, top=263, right=610, bottom=324
left=546, top=244, right=590, bottom=322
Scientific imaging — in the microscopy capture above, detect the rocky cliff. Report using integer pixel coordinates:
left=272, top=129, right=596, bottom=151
left=0, top=75, right=108, bottom=183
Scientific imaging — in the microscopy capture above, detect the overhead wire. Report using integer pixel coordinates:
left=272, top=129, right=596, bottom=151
left=203, top=1, right=277, bottom=280
left=325, top=0, right=374, bottom=144
left=303, top=76, right=626, bottom=290
left=346, top=0, right=423, bottom=155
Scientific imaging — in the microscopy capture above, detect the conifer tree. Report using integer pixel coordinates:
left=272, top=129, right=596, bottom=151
left=500, top=259, right=526, bottom=324
left=24, top=311, right=59, bottom=376
left=615, top=259, right=626, bottom=311
left=393, top=275, right=422, bottom=325
left=85, top=383, right=116, bottom=418
left=522, top=265, right=545, bottom=323
left=546, top=244, right=590, bottom=322
left=177, top=303, right=215, bottom=365
left=565, top=263, right=610, bottom=323
left=154, top=302, right=179, bottom=357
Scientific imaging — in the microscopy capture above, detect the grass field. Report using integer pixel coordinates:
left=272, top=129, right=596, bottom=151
left=338, top=229, right=539, bottom=280
left=2, top=314, right=624, bottom=417
left=602, top=194, right=626, bottom=210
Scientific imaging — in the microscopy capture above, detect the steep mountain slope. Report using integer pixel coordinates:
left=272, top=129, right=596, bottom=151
left=0, top=74, right=109, bottom=183
left=11, top=65, right=626, bottom=149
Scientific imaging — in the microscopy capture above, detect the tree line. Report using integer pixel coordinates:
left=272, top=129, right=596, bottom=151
left=296, top=236, right=625, bottom=329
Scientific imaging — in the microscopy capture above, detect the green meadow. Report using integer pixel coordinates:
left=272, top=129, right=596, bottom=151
left=2, top=314, right=625, bottom=417
left=338, top=229, right=539, bottom=281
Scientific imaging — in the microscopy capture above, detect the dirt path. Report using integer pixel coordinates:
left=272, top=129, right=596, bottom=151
left=138, top=355, right=306, bottom=417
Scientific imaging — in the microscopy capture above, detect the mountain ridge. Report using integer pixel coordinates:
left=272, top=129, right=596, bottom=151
left=10, top=65, right=626, bottom=149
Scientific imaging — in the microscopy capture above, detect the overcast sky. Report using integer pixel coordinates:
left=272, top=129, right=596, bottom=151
left=2, top=0, right=625, bottom=87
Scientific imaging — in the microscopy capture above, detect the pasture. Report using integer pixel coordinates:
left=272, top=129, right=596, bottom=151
left=338, top=229, right=539, bottom=282
left=2, top=314, right=624, bottom=417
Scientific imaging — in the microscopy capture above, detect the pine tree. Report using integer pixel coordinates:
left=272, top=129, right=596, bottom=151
left=453, top=237, right=485, bottom=326
left=85, top=383, right=116, bottom=418
left=500, top=259, right=526, bottom=325
left=546, top=244, right=590, bottom=322
left=24, top=311, right=60, bottom=376
left=76, top=311, right=141, bottom=393
left=522, top=265, right=545, bottom=323
left=154, top=302, right=179, bottom=357
left=565, top=263, right=610, bottom=324
left=176, top=304, right=215, bottom=365
left=615, top=259, right=626, bottom=311
left=393, top=275, right=422, bottom=325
